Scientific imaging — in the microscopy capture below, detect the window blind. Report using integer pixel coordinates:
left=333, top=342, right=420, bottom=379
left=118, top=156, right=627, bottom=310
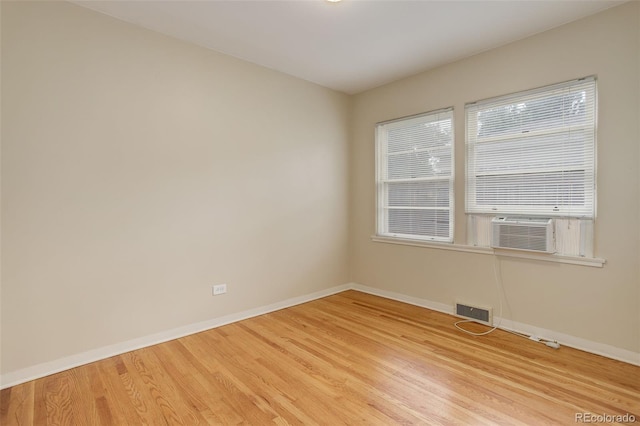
left=376, top=108, right=454, bottom=242
left=465, top=77, right=596, bottom=218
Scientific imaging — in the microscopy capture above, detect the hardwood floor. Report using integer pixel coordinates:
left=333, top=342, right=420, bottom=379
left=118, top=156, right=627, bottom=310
left=2, top=290, right=639, bottom=425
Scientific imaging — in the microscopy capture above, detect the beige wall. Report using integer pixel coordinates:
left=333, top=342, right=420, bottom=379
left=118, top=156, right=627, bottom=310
left=351, top=2, right=640, bottom=354
left=0, top=2, right=350, bottom=374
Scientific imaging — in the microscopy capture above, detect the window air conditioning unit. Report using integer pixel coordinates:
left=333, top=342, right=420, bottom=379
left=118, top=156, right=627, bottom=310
left=491, top=217, right=555, bottom=253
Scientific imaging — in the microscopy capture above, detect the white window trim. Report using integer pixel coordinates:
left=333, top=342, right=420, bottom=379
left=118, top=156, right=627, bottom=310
left=465, top=77, right=597, bottom=218
left=375, top=108, right=454, bottom=243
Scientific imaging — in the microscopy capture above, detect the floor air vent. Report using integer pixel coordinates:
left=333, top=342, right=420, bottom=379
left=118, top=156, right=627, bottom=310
left=455, top=302, right=493, bottom=326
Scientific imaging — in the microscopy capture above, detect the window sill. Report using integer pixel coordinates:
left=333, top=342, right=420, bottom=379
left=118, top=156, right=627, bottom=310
left=370, top=235, right=606, bottom=268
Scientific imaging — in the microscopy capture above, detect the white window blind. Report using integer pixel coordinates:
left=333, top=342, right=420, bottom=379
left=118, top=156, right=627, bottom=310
left=376, top=108, right=454, bottom=242
left=465, top=77, right=596, bottom=217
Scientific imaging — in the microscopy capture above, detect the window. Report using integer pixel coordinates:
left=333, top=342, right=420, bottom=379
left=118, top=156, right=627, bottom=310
left=465, top=77, right=597, bottom=257
left=376, top=108, right=454, bottom=242
left=465, top=77, right=596, bottom=217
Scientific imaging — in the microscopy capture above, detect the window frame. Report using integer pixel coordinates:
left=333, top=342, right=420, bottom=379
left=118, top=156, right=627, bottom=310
left=375, top=108, right=455, bottom=243
left=465, top=77, right=597, bottom=218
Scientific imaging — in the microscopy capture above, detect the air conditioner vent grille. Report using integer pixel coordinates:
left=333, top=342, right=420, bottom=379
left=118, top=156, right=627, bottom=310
left=491, top=217, right=555, bottom=253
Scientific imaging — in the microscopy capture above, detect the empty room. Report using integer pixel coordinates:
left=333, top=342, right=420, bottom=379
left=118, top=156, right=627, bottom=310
left=1, top=0, right=639, bottom=424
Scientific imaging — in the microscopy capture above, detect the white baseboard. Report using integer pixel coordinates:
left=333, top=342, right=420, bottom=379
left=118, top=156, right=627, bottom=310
left=350, top=283, right=453, bottom=314
left=2, top=282, right=638, bottom=389
left=0, top=283, right=352, bottom=389
left=493, top=317, right=640, bottom=366
left=351, top=283, right=640, bottom=367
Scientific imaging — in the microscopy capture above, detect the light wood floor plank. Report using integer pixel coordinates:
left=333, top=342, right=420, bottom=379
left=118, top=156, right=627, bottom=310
left=2, top=290, right=639, bottom=425
left=0, top=381, right=35, bottom=425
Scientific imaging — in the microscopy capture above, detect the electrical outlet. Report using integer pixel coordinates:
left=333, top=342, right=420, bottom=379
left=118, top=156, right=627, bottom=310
left=212, top=284, right=227, bottom=296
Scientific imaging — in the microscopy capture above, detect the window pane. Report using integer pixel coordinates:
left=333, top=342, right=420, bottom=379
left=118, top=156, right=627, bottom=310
left=387, top=150, right=452, bottom=179
left=474, top=131, right=588, bottom=174
left=476, top=170, right=585, bottom=206
left=388, top=209, right=450, bottom=238
left=387, top=118, right=452, bottom=153
left=477, top=89, right=591, bottom=138
left=387, top=181, right=449, bottom=208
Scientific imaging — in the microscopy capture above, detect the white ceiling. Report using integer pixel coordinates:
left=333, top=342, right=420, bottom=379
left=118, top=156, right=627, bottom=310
left=74, top=0, right=625, bottom=94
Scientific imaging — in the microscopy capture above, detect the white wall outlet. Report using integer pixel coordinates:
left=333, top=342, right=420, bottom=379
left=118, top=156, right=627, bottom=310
left=212, top=284, right=227, bottom=296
